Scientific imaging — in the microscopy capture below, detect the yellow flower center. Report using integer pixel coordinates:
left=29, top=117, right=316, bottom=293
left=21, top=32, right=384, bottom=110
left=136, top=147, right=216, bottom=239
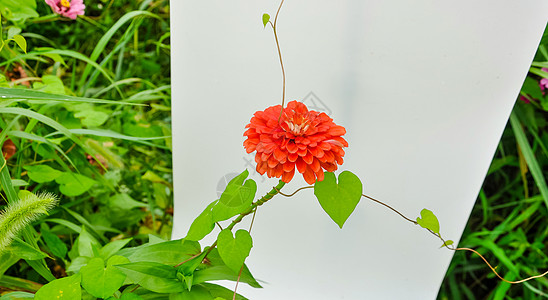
left=60, top=0, right=71, bottom=8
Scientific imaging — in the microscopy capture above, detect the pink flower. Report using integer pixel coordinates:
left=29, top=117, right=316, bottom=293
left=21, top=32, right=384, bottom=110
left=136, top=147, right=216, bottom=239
left=540, top=68, right=548, bottom=91
left=45, top=0, right=85, bottom=20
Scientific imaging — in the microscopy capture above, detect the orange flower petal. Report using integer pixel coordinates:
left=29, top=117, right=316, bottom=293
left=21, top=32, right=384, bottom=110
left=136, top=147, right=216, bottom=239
left=282, top=168, right=295, bottom=183
left=296, top=158, right=307, bottom=173
left=273, top=147, right=287, bottom=163
left=303, top=167, right=316, bottom=185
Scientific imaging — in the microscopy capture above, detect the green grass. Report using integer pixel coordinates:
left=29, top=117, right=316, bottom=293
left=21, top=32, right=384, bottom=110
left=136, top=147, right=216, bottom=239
left=0, top=0, right=172, bottom=294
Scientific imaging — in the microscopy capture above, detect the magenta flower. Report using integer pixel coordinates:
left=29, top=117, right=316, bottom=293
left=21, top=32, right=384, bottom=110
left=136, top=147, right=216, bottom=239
left=45, top=0, right=85, bottom=20
left=540, top=68, right=548, bottom=91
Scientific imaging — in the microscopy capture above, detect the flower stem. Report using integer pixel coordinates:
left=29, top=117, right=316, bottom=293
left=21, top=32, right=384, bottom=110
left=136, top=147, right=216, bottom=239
left=267, top=0, right=286, bottom=122
left=227, top=180, right=285, bottom=231
left=198, top=180, right=286, bottom=260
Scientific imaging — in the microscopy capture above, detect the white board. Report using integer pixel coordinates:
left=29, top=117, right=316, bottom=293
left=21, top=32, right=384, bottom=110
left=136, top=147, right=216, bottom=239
left=170, top=1, right=548, bottom=298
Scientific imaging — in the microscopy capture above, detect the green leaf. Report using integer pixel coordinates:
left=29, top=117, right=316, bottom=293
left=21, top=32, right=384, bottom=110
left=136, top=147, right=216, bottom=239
left=34, top=274, right=81, bottom=300
left=41, top=229, right=68, bottom=258
left=0, top=251, right=20, bottom=277
left=128, top=239, right=200, bottom=266
left=170, top=285, right=214, bottom=300
left=211, top=170, right=256, bottom=222
left=99, top=238, right=132, bottom=260
left=0, top=87, right=141, bottom=106
left=32, top=75, right=66, bottom=95
left=10, top=179, right=28, bottom=187
left=313, top=171, right=363, bottom=228
left=80, top=256, right=129, bottom=299
left=12, top=34, right=26, bottom=53
left=0, top=0, right=38, bottom=21
left=41, top=52, right=66, bottom=65
left=217, top=229, right=253, bottom=273
left=416, top=208, right=440, bottom=234
left=0, top=291, right=36, bottom=299
left=75, top=227, right=101, bottom=258
left=153, top=183, right=169, bottom=209
left=8, top=239, right=49, bottom=260
left=262, top=13, right=270, bottom=27
left=218, top=170, right=256, bottom=208
left=202, top=283, right=248, bottom=300
left=109, top=193, right=148, bottom=210
left=115, top=262, right=184, bottom=293
left=47, top=219, right=82, bottom=234
left=6, top=27, right=21, bottom=40
left=24, top=165, right=63, bottom=183
left=55, top=172, right=96, bottom=197
left=142, top=170, right=170, bottom=186
left=74, top=110, right=109, bottom=127
left=521, top=77, right=544, bottom=100
left=185, top=201, right=216, bottom=242
left=70, top=128, right=167, bottom=141
left=192, top=249, right=261, bottom=288
left=66, top=256, right=90, bottom=274
left=176, top=249, right=209, bottom=290
left=440, top=240, right=454, bottom=248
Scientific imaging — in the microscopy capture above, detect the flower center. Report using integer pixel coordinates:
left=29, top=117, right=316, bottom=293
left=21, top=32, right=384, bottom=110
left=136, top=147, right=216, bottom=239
left=285, top=118, right=310, bottom=136
left=60, top=0, right=71, bottom=8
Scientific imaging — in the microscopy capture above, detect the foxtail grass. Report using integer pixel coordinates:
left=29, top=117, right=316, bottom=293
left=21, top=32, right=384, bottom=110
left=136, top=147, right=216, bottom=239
left=0, top=192, right=58, bottom=253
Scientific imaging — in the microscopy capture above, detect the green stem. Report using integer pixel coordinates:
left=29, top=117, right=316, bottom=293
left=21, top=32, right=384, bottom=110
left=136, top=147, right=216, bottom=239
left=226, top=180, right=285, bottom=231
left=201, top=180, right=286, bottom=259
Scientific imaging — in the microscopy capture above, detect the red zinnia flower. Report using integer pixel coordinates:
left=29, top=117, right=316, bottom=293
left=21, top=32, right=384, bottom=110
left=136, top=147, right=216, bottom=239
left=243, top=100, right=348, bottom=184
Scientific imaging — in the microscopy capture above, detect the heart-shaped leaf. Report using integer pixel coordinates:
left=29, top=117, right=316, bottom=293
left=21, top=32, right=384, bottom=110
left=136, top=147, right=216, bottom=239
left=416, top=208, right=440, bottom=234
left=218, top=170, right=256, bottom=208
left=314, top=171, right=362, bottom=228
left=80, top=256, right=129, bottom=298
left=217, top=229, right=253, bottom=273
left=185, top=200, right=217, bottom=242
left=55, top=172, right=96, bottom=197
left=211, top=170, right=256, bottom=222
left=262, top=13, right=270, bottom=28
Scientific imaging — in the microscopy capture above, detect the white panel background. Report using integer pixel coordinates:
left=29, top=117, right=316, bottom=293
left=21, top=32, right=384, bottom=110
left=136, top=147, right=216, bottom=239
left=171, top=1, right=548, bottom=299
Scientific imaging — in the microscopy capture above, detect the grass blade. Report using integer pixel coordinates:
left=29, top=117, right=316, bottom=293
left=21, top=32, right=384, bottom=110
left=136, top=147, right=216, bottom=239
left=510, top=112, right=548, bottom=209
left=0, top=87, right=144, bottom=106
